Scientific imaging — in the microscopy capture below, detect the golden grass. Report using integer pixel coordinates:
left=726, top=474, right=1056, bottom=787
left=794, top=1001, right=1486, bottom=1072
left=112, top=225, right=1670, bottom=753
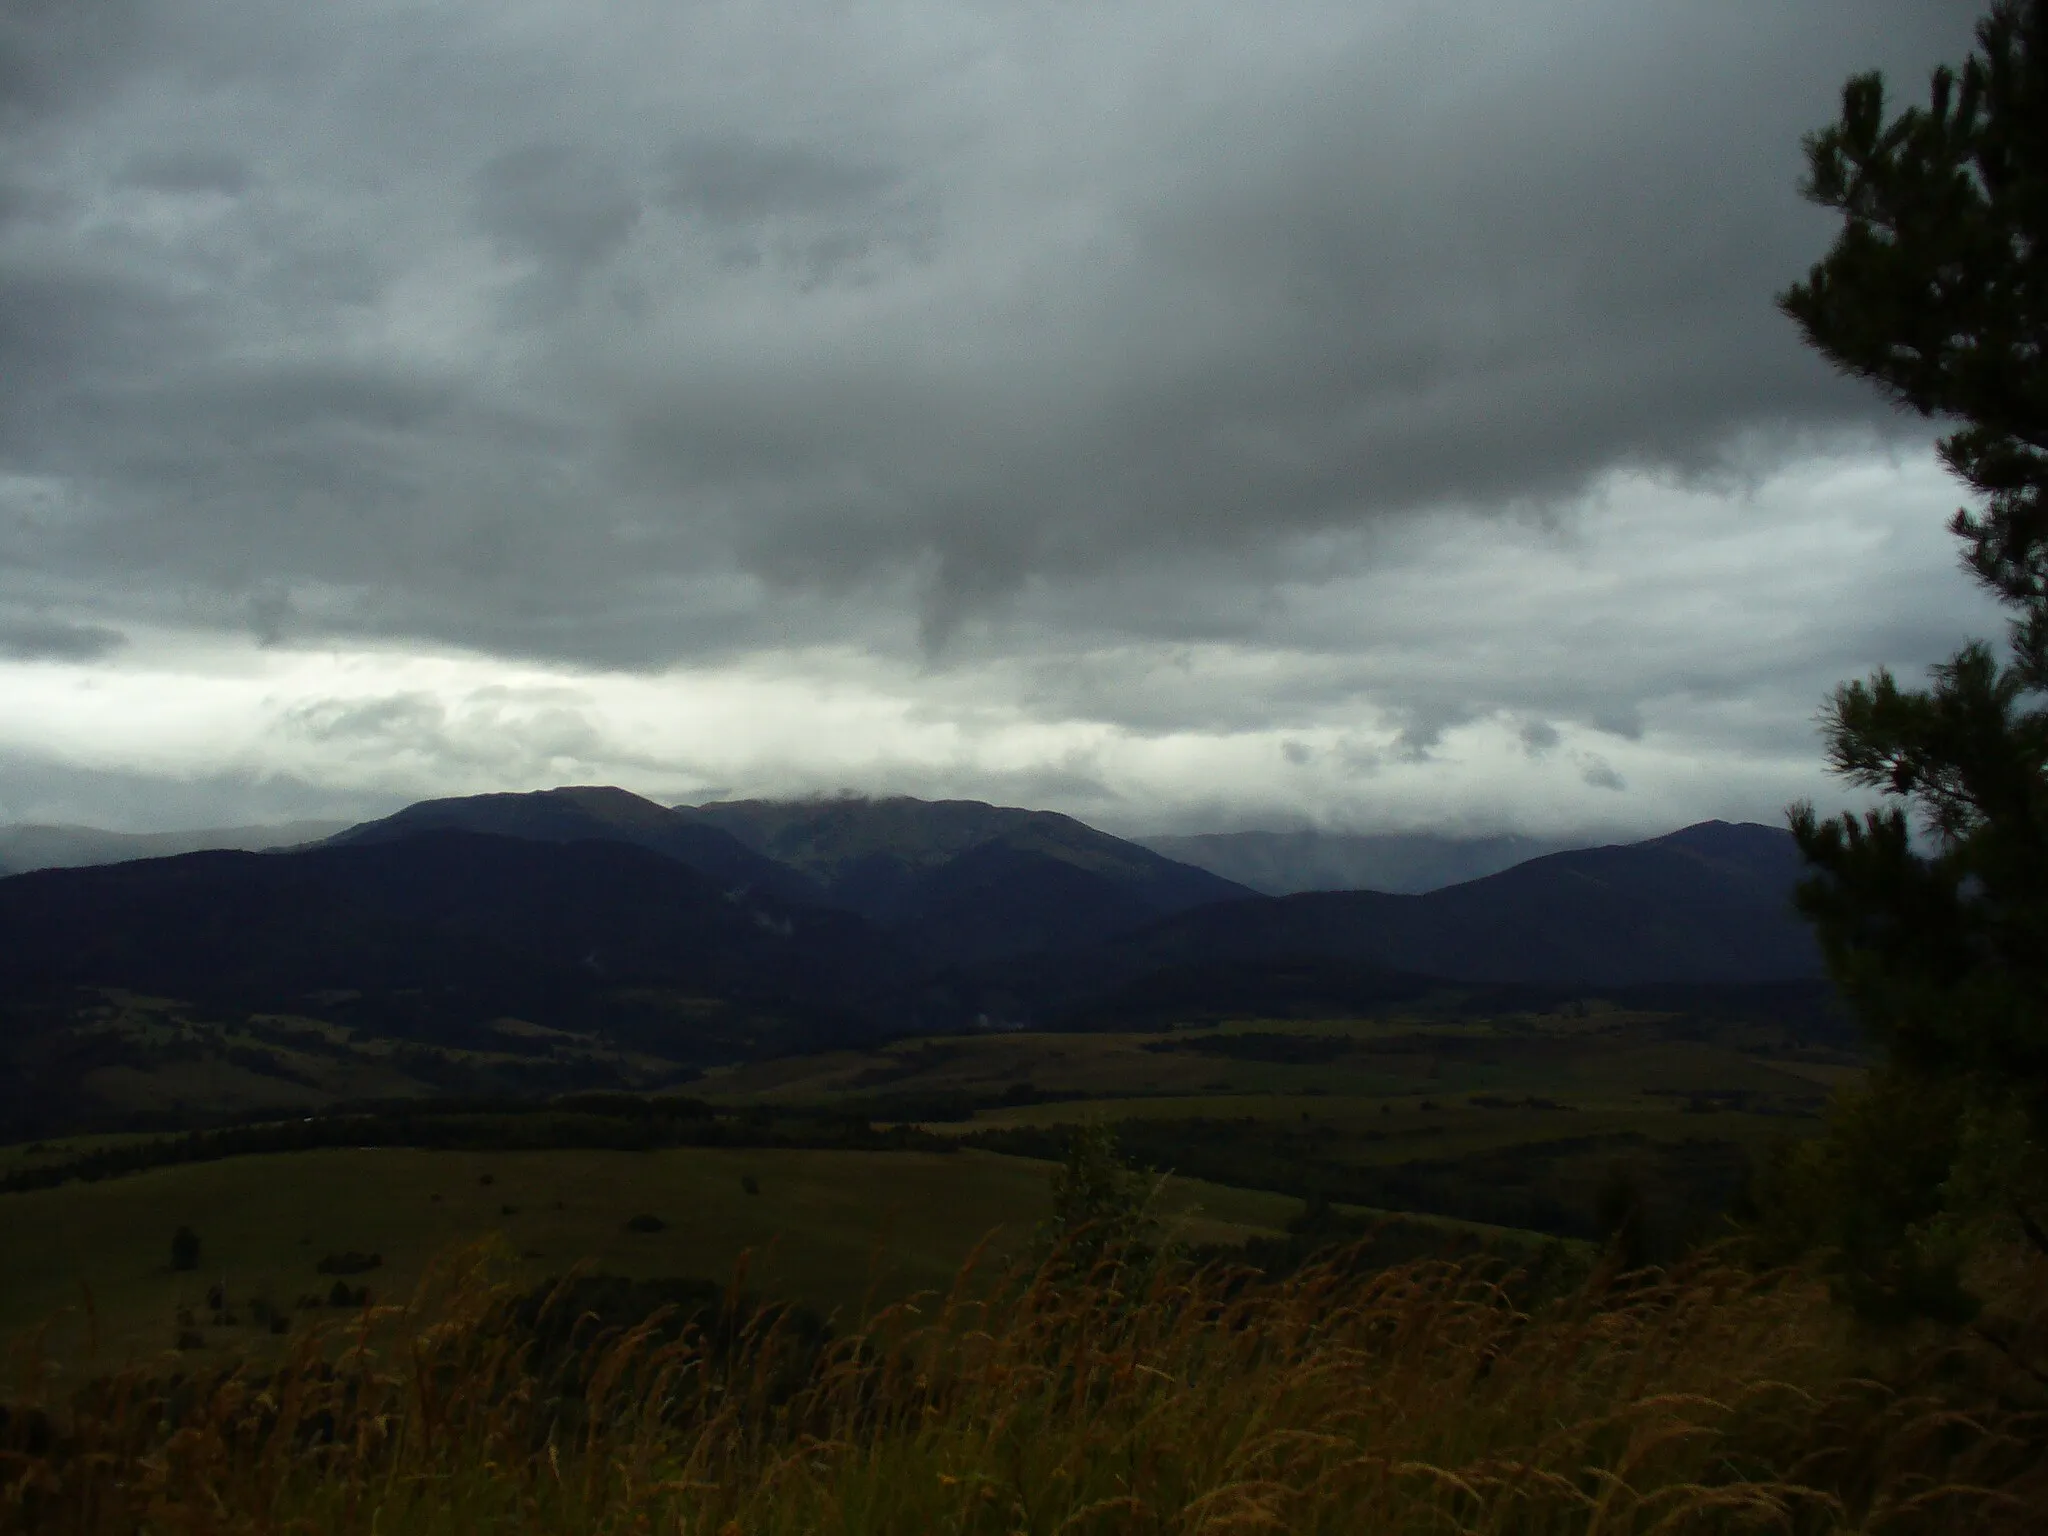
left=4, top=1241, right=2044, bottom=1535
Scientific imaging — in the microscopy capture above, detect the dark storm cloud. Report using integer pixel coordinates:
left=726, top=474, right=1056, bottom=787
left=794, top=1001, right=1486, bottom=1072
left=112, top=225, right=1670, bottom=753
left=0, top=264, right=206, bottom=469
left=663, top=138, right=898, bottom=225
left=476, top=144, right=642, bottom=281
left=1581, top=759, right=1628, bottom=793
left=0, top=0, right=146, bottom=132
left=0, top=0, right=1991, bottom=713
left=116, top=147, right=250, bottom=197
left=0, top=615, right=124, bottom=661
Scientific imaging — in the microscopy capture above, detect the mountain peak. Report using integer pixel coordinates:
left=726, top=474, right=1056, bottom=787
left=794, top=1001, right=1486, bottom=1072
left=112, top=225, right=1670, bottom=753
left=326, top=785, right=820, bottom=902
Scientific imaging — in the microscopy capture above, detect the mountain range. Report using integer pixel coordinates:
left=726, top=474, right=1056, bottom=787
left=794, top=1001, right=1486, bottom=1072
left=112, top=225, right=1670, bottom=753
left=683, top=796, right=1248, bottom=962
left=0, top=829, right=906, bottom=1053
left=0, top=787, right=1828, bottom=1084
left=1015, top=821, right=1820, bottom=1028
left=321, top=788, right=1253, bottom=964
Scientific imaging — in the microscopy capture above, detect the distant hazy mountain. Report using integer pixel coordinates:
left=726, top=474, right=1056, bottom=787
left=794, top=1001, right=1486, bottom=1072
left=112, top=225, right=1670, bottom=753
left=0, top=819, right=348, bottom=877
left=682, top=795, right=1252, bottom=963
left=1137, top=829, right=1590, bottom=895
left=326, top=786, right=820, bottom=904
left=1029, top=821, right=1821, bottom=1014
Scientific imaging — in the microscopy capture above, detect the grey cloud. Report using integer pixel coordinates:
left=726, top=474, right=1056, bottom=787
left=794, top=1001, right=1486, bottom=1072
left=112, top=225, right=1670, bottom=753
left=0, top=178, right=42, bottom=235
left=1338, top=739, right=1384, bottom=777
left=117, top=147, right=250, bottom=196
left=247, top=585, right=292, bottom=645
left=0, top=267, right=202, bottom=456
left=1519, top=720, right=1561, bottom=756
left=1591, top=707, right=1645, bottom=741
left=0, top=0, right=1994, bottom=722
left=0, top=749, right=392, bottom=831
left=0, top=615, right=125, bottom=660
left=0, top=0, right=146, bottom=131
left=285, top=692, right=447, bottom=746
left=1391, top=703, right=1473, bottom=764
left=283, top=687, right=605, bottom=765
left=1580, top=758, right=1627, bottom=792
left=663, top=138, right=897, bottom=224
left=663, top=136, right=929, bottom=292
left=476, top=144, right=641, bottom=278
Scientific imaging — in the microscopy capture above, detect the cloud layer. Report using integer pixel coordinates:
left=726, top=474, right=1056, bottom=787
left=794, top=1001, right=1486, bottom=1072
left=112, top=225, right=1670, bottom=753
left=0, top=0, right=2000, bottom=831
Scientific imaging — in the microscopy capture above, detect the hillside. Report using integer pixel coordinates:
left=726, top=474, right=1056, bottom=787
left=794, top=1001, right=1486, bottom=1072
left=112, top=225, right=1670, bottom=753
left=683, top=795, right=1252, bottom=962
left=1016, top=821, right=1821, bottom=1021
left=0, top=831, right=919, bottom=1129
left=327, top=786, right=820, bottom=904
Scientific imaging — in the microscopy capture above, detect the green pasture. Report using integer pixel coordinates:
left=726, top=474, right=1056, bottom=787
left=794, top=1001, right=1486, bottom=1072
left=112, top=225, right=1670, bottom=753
left=693, top=1015, right=1849, bottom=1248
left=700, top=1016, right=1842, bottom=1134
left=0, top=1145, right=1295, bottom=1377
left=944, top=1092, right=1802, bottom=1163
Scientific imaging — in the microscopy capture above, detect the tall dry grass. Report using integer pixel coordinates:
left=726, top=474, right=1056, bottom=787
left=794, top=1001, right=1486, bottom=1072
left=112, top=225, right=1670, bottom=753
left=3, top=1239, right=2044, bottom=1534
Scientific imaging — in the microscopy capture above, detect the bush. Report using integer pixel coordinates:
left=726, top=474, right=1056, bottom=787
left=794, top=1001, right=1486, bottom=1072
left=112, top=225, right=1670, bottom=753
left=169, top=1225, right=200, bottom=1272
left=623, top=1213, right=665, bottom=1233
left=314, top=1251, right=382, bottom=1276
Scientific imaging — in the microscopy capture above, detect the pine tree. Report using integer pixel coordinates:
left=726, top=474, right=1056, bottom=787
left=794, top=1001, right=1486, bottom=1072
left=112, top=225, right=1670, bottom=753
left=1775, top=0, right=2048, bottom=1312
left=1040, top=1121, right=1160, bottom=1276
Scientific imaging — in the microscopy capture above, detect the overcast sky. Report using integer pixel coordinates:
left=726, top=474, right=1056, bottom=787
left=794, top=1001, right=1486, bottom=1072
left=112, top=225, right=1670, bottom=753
left=0, top=0, right=2005, bottom=837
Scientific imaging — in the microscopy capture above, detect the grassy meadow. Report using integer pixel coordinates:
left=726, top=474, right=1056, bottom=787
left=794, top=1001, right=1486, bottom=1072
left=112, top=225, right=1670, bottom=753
left=0, top=1144, right=1296, bottom=1374
left=5, top=1241, right=2044, bottom=1534
left=5, top=996, right=1960, bottom=1534
left=694, top=1008, right=1850, bottom=1245
left=0, top=1000, right=1855, bottom=1373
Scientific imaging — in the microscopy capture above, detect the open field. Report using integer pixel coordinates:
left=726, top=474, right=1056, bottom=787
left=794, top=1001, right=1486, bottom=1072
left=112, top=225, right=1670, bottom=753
left=697, top=1010, right=1851, bottom=1112
left=0, top=1144, right=1296, bottom=1375
left=2, top=1000, right=1855, bottom=1378
left=690, top=1010, right=1853, bottom=1245
left=0, top=988, right=717, bottom=1141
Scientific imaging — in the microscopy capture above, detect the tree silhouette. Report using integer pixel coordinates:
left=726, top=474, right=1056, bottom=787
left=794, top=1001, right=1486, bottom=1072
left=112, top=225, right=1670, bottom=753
left=1775, top=0, right=2048, bottom=1319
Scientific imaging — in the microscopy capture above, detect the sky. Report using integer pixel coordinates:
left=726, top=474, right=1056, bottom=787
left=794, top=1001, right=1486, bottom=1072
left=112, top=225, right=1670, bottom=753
left=0, top=0, right=2008, bottom=838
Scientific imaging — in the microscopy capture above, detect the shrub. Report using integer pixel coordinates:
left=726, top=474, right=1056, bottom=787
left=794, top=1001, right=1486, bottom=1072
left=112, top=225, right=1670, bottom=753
left=314, top=1251, right=382, bottom=1276
left=169, top=1225, right=200, bottom=1272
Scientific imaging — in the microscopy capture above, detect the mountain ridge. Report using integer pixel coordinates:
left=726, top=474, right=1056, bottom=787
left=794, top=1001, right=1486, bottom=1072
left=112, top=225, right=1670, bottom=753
left=1137, top=828, right=1594, bottom=895
left=682, top=795, right=1252, bottom=958
left=1025, top=819, right=1820, bottom=1003
left=324, top=786, right=823, bottom=905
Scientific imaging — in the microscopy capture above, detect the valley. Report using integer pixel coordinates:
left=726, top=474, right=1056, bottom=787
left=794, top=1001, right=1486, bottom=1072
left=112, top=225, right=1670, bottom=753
left=0, top=788, right=1852, bottom=1377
